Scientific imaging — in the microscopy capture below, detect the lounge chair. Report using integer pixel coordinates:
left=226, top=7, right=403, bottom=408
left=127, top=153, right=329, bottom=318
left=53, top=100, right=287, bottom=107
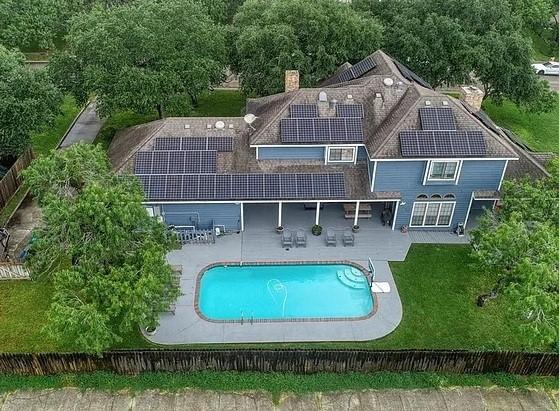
left=342, top=229, right=354, bottom=247
left=371, top=282, right=391, bottom=293
left=326, top=228, right=336, bottom=246
left=295, top=230, right=307, bottom=247
left=282, top=230, right=293, bottom=247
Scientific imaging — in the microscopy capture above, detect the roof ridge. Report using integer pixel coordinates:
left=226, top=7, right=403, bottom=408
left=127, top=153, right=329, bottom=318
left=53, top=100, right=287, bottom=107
left=112, top=120, right=166, bottom=173
left=249, top=90, right=302, bottom=144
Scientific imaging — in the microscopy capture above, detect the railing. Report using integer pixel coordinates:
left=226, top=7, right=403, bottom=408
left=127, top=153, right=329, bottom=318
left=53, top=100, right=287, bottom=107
left=175, top=228, right=215, bottom=245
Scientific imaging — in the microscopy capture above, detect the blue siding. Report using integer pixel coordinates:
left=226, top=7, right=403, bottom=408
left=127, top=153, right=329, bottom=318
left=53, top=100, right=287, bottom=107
left=161, top=203, right=241, bottom=231
left=357, top=146, right=368, bottom=161
left=258, top=146, right=325, bottom=160
left=374, top=160, right=506, bottom=231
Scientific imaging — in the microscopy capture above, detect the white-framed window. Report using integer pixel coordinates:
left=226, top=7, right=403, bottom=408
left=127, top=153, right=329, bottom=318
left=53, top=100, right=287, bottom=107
left=410, top=201, right=455, bottom=227
left=327, top=146, right=356, bottom=163
left=426, top=160, right=460, bottom=181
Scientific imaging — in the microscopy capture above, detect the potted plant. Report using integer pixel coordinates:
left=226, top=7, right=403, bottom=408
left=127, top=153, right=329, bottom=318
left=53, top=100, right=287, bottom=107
left=352, top=224, right=360, bottom=233
left=276, top=226, right=284, bottom=234
left=144, top=325, right=157, bottom=336
left=312, top=224, right=322, bottom=236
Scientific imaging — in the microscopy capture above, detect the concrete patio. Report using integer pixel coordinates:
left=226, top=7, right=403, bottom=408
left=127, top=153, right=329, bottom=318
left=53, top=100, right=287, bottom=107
left=144, top=203, right=472, bottom=345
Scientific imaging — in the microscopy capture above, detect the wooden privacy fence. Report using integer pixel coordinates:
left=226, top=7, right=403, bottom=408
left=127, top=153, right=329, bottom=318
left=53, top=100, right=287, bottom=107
left=0, top=148, right=34, bottom=209
left=0, top=350, right=557, bottom=376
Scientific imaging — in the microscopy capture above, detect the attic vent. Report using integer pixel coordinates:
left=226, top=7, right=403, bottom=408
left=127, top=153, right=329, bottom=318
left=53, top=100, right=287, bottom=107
left=383, top=78, right=394, bottom=87
left=347, top=94, right=353, bottom=100
left=318, top=91, right=328, bottom=102
left=228, top=124, right=234, bottom=129
left=375, top=93, right=382, bottom=99
left=425, top=101, right=431, bottom=106
left=184, top=124, right=190, bottom=129
left=442, top=101, right=449, bottom=106
left=215, top=121, right=225, bottom=130
left=206, top=124, right=212, bottom=129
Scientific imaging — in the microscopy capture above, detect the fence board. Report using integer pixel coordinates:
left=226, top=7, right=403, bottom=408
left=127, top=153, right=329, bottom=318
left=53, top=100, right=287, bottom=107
left=0, top=350, right=556, bottom=376
left=0, top=149, right=34, bottom=209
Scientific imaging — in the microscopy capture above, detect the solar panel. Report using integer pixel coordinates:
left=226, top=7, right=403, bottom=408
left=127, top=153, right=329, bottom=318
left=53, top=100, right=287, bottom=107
left=140, top=173, right=346, bottom=200
left=336, top=104, right=364, bottom=118
left=153, top=137, right=233, bottom=152
left=280, top=118, right=363, bottom=143
left=290, top=104, right=319, bottom=118
left=399, top=130, right=486, bottom=157
left=134, top=150, right=217, bottom=174
left=419, top=107, right=456, bottom=130
left=336, top=56, right=377, bottom=82
left=393, top=59, right=432, bottom=89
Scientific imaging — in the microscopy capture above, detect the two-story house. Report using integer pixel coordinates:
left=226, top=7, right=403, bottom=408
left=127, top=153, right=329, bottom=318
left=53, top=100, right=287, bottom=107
left=108, top=50, right=550, bottom=236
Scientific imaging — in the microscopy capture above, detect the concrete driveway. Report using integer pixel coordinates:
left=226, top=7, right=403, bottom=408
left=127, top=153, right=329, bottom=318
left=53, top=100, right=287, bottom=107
left=58, top=101, right=105, bottom=148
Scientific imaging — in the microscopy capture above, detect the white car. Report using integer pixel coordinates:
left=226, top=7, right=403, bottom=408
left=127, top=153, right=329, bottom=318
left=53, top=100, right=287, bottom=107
left=532, top=61, right=559, bottom=75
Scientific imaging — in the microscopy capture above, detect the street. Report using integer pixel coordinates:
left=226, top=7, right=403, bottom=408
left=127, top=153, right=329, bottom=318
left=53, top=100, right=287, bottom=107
left=541, top=74, right=559, bottom=91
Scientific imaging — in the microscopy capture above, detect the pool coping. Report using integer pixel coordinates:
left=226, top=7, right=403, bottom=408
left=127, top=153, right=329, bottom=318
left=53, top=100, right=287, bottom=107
left=193, top=260, right=379, bottom=324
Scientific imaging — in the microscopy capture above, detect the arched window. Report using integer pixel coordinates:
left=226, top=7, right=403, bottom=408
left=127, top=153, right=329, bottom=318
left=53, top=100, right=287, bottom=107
left=430, top=193, right=442, bottom=199
left=416, top=194, right=429, bottom=199
left=444, top=193, right=456, bottom=200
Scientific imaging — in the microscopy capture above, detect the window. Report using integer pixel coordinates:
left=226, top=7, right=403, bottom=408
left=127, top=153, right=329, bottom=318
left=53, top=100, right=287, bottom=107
left=430, top=193, right=442, bottom=199
left=443, top=193, right=456, bottom=200
left=410, top=201, right=455, bottom=227
left=328, top=146, right=355, bottom=162
left=416, top=194, right=429, bottom=199
left=427, top=161, right=460, bottom=181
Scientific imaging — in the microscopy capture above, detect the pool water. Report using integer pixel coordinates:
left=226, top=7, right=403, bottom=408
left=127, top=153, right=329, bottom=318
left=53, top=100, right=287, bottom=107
left=198, top=263, right=373, bottom=321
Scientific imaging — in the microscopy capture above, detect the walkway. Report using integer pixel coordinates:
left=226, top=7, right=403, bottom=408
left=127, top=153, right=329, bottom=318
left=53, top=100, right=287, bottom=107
left=0, top=387, right=556, bottom=410
left=58, top=101, right=104, bottom=148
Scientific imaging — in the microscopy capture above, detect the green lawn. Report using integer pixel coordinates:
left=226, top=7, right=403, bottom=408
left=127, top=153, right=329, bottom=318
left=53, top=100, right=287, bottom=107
left=483, top=99, right=559, bottom=153
left=31, top=95, right=81, bottom=156
left=529, top=29, right=559, bottom=61
left=0, top=371, right=556, bottom=395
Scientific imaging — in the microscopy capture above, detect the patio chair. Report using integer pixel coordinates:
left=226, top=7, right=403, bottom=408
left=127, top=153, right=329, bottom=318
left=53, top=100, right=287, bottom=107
left=282, top=230, right=293, bottom=247
left=342, top=229, right=355, bottom=247
left=295, top=230, right=307, bottom=247
left=326, top=228, right=337, bottom=246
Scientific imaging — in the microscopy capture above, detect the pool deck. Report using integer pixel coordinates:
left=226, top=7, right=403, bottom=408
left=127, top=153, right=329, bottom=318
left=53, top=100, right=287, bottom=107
left=144, top=203, right=471, bottom=345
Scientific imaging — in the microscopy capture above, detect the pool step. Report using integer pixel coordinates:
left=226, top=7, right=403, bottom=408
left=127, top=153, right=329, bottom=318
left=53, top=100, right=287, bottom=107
left=337, top=269, right=368, bottom=289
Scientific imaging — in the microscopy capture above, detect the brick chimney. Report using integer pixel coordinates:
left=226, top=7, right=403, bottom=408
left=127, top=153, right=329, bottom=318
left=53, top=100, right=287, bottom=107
left=284, top=70, right=299, bottom=93
left=459, top=85, right=485, bottom=111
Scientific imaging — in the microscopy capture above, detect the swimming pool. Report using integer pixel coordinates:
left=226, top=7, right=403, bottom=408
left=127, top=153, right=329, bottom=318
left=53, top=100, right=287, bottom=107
left=197, top=263, right=374, bottom=321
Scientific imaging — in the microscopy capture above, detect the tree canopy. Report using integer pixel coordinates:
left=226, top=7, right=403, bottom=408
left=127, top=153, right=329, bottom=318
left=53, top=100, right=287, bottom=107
left=0, top=46, right=61, bottom=159
left=471, top=160, right=559, bottom=348
left=23, top=144, right=179, bottom=352
left=354, top=0, right=557, bottom=111
left=50, top=0, right=227, bottom=118
left=231, top=0, right=383, bottom=96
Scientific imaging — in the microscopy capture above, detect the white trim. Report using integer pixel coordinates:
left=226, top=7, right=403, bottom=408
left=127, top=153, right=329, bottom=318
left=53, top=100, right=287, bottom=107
left=422, top=161, right=430, bottom=185
left=353, top=201, right=360, bottom=226
left=392, top=200, right=399, bottom=231
left=497, top=159, right=509, bottom=190
left=370, top=161, right=377, bottom=192
left=143, top=199, right=399, bottom=205
left=371, top=157, right=518, bottom=162
left=326, top=146, right=357, bottom=163
left=240, top=202, right=245, bottom=231
left=464, top=192, right=475, bottom=230
left=278, top=202, right=282, bottom=227
left=315, top=201, right=321, bottom=225
left=425, top=160, right=461, bottom=182
left=255, top=146, right=259, bottom=160
left=324, top=147, right=328, bottom=165
left=251, top=143, right=365, bottom=148
left=455, top=160, right=464, bottom=185
left=409, top=201, right=456, bottom=228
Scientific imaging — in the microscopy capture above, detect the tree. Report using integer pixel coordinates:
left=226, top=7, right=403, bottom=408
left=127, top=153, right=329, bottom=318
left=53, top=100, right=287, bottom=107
left=50, top=0, right=227, bottom=118
left=231, top=0, right=383, bottom=96
left=354, top=0, right=557, bottom=112
left=23, top=144, right=179, bottom=352
left=471, top=160, right=559, bottom=348
left=0, top=46, right=61, bottom=159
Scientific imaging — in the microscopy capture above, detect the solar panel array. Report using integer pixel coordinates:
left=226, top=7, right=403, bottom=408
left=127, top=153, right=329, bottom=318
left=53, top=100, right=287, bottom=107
left=290, top=104, right=319, bottom=118
left=135, top=150, right=217, bottom=174
left=337, top=56, right=377, bottom=82
left=399, top=131, right=486, bottom=157
left=153, top=137, right=233, bottom=152
left=280, top=118, right=364, bottom=143
left=419, top=107, right=457, bottom=130
left=139, top=173, right=346, bottom=201
left=336, top=104, right=364, bottom=118
left=393, top=60, right=432, bottom=90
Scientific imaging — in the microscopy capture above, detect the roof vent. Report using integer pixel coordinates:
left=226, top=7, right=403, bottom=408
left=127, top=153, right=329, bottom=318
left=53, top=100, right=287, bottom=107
left=228, top=124, right=234, bottom=129
left=184, top=124, right=190, bottom=129
left=442, top=100, right=449, bottom=106
left=375, top=92, right=382, bottom=99
left=425, top=101, right=431, bottom=106
left=215, top=120, right=225, bottom=130
left=347, top=94, right=353, bottom=100
left=383, top=78, right=394, bottom=87
left=329, top=99, right=338, bottom=109
left=206, top=124, right=212, bottom=129
left=318, top=91, right=328, bottom=102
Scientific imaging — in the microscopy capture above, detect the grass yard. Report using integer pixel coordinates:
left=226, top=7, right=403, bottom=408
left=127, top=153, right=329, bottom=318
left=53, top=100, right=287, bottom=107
left=529, top=29, right=559, bottom=61
left=31, top=95, right=81, bottom=156
left=483, top=99, right=559, bottom=153
left=0, top=371, right=556, bottom=395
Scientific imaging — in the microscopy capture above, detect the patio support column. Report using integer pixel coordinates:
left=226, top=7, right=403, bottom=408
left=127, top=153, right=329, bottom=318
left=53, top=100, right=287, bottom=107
left=315, top=201, right=321, bottom=225
left=464, top=192, right=475, bottom=230
left=277, top=202, right=282, bottom=227
left=392, top=200, right=399, bottom=231
left=353, top=201, right=360, bottom=227
left=240, top=202, right=244, bottom=231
